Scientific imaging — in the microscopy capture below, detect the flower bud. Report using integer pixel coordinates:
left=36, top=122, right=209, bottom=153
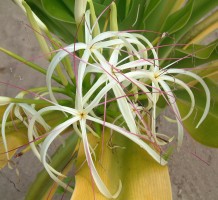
left=0, top=96, right=12, bottom=106
left=74, top=0, right=88, bottom=25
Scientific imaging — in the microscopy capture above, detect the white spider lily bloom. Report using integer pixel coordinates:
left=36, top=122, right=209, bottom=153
left=142, top=65, right=210, bottom=148
left=28, top=103, right=166, bottom=197
left=41, top=9, right=210, bottom=199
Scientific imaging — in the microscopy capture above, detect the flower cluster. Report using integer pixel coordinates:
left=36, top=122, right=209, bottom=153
left=1, top=10, right=210, bottom=198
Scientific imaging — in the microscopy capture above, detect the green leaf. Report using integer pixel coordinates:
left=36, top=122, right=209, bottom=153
left=177, top=0, right=218, bottom=38
left=22, top=1, right=51, bottom=60
left=71, top=132, right=172, bottom=200
left=62, top=0, right=74, bottom=14
left=161, top=0, right=194, bottom=34
left=42, top=0, right=75, bottom=23
left=26, top=0, right=76, bottom=43
left=142, top=0, right=162, bottom=22
left=176, top=79, right=218, bottom=148
left=144, top=0, right=177, bottom=40
left=180, top=10, right=218, bottom=44
left=119, top=0, right=146, bottom=30
left=171, top=50, right=218, bottom=69
left=159, top=0, right=218, bottom=65
left=176, top=40, right=218, bottom=59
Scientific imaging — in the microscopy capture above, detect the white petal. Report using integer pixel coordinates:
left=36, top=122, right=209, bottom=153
left=132, top=33, right=159, bottom=70
left=79, top=119, right=122, bottom=199
left=1, top=104, right=14, bottom=161
left=46, top=43, right=86, bottom=103
left=28, top=105, right=78, bottom=160
left=162, top=75, right=195, bottom=121
left=76, top=49, right=91, bottom=109
left=87, top=116, right=167, bottom=165
left=109, top=45, right=121, bottom=66
left=166, top=69, right=210, bottom=128
left=90, top=31, right=118, bottom=45
left=85, top=70, right=154, bottom=112
left=158, top=80, right=183, bottom=149
left=40, top=116, right=79, bottom=174
left=85, top=10, right=92, bottom=43
left=118, top=59, right=154, bottom=71
left=113, top=84, right=138, bottom=133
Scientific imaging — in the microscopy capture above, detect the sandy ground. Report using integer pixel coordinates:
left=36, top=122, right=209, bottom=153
left=0, top=1, right=218, bottom=200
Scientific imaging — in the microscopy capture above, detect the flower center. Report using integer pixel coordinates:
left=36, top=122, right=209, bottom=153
left=78, top=111, right=87, bottom=119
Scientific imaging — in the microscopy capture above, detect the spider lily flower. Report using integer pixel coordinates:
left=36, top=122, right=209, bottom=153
left=43, top=10, right=162, bottom=197
left=39, top=9, right=211, bottom=198
left=148, top=63, right=210, bottom=148
left=0, top=8, right=208, bottom=199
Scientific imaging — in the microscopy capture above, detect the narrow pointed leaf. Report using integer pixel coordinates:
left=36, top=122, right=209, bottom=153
left=176, top=40, right=218, bottom=59
left=161, top=0, right=194, bottom=34
left=42, top=0, right=75, bottom=23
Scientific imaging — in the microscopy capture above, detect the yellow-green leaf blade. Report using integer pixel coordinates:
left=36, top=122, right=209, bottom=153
left=0, top=128, right=28, bottom=169
left=71, top=132, right=172, bottom=200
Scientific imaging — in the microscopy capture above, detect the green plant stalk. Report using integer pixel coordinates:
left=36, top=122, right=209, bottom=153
left=62, top=55, right=75, bottom=80
left=23, top=1, right=51, bottom=60
left=0, top=47, right=61, bottom=84
left=23, top=86, right=73, bottom=97
left=76, top=24, right=84, bottom=43
left=88, top=0, right=100, bottom=37
left=25, top=133, right=78, bottom=200
left=55, top=64, right=69, bottom=86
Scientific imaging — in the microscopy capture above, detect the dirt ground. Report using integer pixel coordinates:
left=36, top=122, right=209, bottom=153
left=0, top=1, right=218, bottom=200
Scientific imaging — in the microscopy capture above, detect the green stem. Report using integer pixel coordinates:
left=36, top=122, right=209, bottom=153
left=21, top=87, right=71, bottom=96
left=55, top=65, right=69, bottom=86
left=22, top=1, right=51, bottom=60
left=88, top=0, right=100, bottom=37
left=62, top=55, right=75, bottom=81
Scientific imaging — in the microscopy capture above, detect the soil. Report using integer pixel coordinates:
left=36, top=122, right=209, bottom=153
left=0, top=1, right=218, bottom=200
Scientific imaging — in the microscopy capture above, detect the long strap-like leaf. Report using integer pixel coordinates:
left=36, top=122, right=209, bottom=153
left=71, top=132, right=172, bottom=200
